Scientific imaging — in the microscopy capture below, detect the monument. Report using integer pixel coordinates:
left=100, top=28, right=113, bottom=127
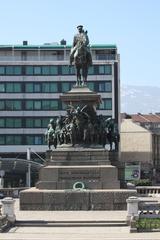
left=20, top=26, right=136, bottom=210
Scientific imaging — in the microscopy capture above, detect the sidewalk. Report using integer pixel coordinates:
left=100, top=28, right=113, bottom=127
left=0, top=199, right=160, bottom=240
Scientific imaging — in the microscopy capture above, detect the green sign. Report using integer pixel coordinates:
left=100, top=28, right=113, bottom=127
left=125, top=163, right=140, bottom=181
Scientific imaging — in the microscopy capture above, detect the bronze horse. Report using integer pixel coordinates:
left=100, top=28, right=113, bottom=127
left=70, top=28, right=92, bottom=86
left=74, top=42, right=89, bottom=86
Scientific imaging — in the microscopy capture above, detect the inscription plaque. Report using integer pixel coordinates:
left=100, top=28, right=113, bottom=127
left=58, top=169, right=100, bottom=180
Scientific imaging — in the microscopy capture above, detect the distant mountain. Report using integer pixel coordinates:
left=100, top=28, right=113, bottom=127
left=121, top=85, right=160, bottom=114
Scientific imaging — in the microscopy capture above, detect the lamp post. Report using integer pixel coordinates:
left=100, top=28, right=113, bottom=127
left=0, top=170, right=5, bottom=188
left=26, top=148, right=31, bottom=187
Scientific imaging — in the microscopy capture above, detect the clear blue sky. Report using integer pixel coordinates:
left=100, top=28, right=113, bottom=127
left=0, top=0, right=160, bottom=87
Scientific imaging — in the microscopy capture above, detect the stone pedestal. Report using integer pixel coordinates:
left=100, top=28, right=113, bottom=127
left=1, top=197, right=16, bottom=223
left=126, top=196, right=139, bottom=224
left=20, top=188, right=137, bottom=210
left=36, top=165, right=119, bottom=190
left=20, top=86, right=137, bottom=210
left=60, top=86, right=101, bottom=107
left=20, top=148, right=137, bottom=210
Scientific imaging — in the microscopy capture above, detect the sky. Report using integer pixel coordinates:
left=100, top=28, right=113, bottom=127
left=0, top=0, right=160, bottom=87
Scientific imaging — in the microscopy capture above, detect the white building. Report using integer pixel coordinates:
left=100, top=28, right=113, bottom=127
left=0, top=41, right=120, bottom=158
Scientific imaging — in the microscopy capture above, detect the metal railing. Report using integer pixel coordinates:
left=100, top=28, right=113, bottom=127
left=136, top=186, right=160, bottom=196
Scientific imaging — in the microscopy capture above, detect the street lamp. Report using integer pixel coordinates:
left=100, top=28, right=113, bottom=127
left=26, top=148, right=31, bottom=187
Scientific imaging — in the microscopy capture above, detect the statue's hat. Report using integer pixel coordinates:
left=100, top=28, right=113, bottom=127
left=77, top=25, right=83, bottom=29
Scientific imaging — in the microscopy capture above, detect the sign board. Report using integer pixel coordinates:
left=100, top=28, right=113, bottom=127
left=125, top=163, right=140, bottom=181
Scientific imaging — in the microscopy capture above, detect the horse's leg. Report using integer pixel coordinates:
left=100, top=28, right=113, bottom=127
left=110, top=141, right=112, bottom=151
left=48, top=141, right=51, bottom=150
left=76, top=66, right=81, bottom=86
left=79, top=67, right=82, bottom=86
left=82, top=65, right=88, bottom=85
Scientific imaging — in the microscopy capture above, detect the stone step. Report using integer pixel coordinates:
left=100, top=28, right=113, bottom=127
left=50, top=155, right=109, bottom=161
left=15, top=220, right=127, bottom=227
left=48, top=160, right=110, bottom=166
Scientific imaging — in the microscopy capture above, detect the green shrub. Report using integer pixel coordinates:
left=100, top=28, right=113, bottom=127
left=136, top=218, right=160, bottom=230
left=132, top=179, right=152, bottom=186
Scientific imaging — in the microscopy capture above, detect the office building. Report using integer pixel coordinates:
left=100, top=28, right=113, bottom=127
left=0, top=41, right=120, bottom=158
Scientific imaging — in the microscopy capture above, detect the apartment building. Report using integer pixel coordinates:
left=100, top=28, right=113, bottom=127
left=0, top=41, right=120, bottom=158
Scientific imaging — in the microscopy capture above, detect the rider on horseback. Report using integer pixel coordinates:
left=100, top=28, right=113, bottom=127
left=70, top=25, right=92, bottom=65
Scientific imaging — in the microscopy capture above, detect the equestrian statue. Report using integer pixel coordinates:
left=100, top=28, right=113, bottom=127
left=70, top=25, right=92, bottom=86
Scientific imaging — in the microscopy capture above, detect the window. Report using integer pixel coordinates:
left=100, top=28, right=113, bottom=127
left=0, top=101, right=5, bottom=110
left=26, top=136, right=34, bottom=145
left=42, top=118, right=51, bottom=128
left=62, top=83, right=70, bottom=92
left=25, top=100, right=58, bottom=110
left=0, top=136, right=5, bottom=145
left=6, top=66, right=14, bottom=75
left=62, top=82, right=74, bottom=92
left=25, top=118, right=50, bottom=128
left=70, top=66, right=75, bottom=74
left=26, top=101, right=34, bottom=110
left=35, top=136, right=42, bottom=145
left=26, top=135, right=43, bottom=145
left=26, top=66, right=59, bottom=75
left=34, top=66, right=41, bottom=75
left=14, top=83, right=21, bottom=92
left=104, top=65, right=112, bottom=75
left=26, top=66, right=34, bottom=75
left=6, top=119, right=14, bottom=128
left=49, top=100, right=59, bottom=110
left=62, top=66, right=69, bottom=75
left=99, top=99, right=112, bottom=110
left=6, top=83, right=21, bottom=93
left=14, top=119, right=22, bottom=128
left=6, top=118, right=22, bottom=128
left=50, top=66, right=58, bottom=75
left=14, top=66, right=21, bottom=75
left=6, top=66, right=21, bottom=75
left=34, top=101, right=41, bottom=110
left=34, top=119, right=41, bottom=127
left=98, top=82, right=112, bottom=92
left=6, top=101, right=22, bottom=110
left=61, top=102, right=67, bottom=110
left=42, top=66, right=50, bottom=75
left=6, top=83, right=13, bottom=93
left=42, top=82, right=58, bottom=93
left=25, top=83, right=34, bottom=93
left=61, top=65, right=75, bottom=75
left=87, top=82, right=94, bottom=91
left=98, top=65, right=112, bottom=75
left=42, top=100, right=58, bottom=110
left=14, top=101, right=21, bottom=110
left=88, top=66, right=94, bottom=75
left=50, top=83, right=58, bottom=92
left=0, top=66, right=5, bottom=75
left=0, top=83, right=5, bottom=92
left=0, top=119, right=5, bottom=127
left=34, top=83, right=41, bottom=93
left=26, top=119, right=34, bottom=128
left=6, top=135, right=22, bottom=145
left=25, top=82, right=41, bottom=93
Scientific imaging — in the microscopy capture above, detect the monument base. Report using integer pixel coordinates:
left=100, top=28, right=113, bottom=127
left=20, top=148, right=137, bottom=210
left=20, top=188, right=137, bottom=210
